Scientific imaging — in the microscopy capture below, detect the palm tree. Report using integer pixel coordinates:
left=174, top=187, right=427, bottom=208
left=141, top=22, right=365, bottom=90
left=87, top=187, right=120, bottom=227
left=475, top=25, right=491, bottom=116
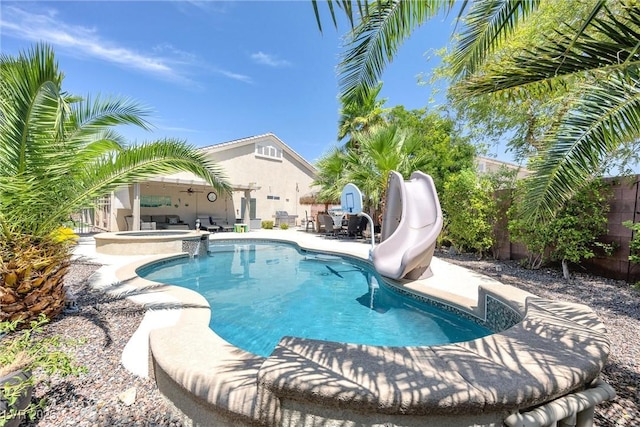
left=337, top=82, right=387, bottom=146
left=0, top=44, right=230, bottom=324
left=313, top=146, right=348, bottom=205
left=315, top=124, right=430, bottom=221
left=350, top=124, right=431, bottom=212
left=314, top=1, right=638, bottom=220
left=457, top=2, right=640, bottom=220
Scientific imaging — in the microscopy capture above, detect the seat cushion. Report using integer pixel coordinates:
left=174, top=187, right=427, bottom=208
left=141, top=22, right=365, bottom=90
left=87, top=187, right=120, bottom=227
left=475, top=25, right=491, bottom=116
left=151, top=215, right=167, bottom=223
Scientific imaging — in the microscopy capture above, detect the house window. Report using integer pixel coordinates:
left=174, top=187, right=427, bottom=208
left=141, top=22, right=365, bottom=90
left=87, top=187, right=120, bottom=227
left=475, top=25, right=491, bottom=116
left=267, top=195, right=280, bottom=200
left=255, top=142, right=283, bottom=161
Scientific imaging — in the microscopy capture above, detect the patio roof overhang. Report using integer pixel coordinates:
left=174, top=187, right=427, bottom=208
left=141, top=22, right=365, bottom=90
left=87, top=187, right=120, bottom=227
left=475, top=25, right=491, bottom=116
left=146, top=173, right=260, bottom=192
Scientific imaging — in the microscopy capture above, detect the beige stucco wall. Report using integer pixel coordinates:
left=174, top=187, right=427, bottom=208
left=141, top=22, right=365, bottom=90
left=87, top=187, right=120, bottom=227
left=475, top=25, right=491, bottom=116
left=109, top=134, right=317, bottom=231
left=206, top=135, right=316, bottom=224
left=476, top=156, right=530, bottom=179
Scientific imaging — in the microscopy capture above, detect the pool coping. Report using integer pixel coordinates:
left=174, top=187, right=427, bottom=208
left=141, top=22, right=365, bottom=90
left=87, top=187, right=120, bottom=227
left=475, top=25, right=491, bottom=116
left=112, top=234, right=613, bottom=426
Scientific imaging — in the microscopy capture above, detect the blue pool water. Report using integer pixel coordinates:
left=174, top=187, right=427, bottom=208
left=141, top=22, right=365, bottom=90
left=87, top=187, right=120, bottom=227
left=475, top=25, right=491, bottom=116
left=139, top=241, right=492, bottom=357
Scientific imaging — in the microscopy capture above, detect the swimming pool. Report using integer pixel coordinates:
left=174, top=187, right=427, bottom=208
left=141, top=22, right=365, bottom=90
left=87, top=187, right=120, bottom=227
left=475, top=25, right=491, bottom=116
left=121, top=234, right=612, bottom=426
left=139, top=242, right=491, bottom=356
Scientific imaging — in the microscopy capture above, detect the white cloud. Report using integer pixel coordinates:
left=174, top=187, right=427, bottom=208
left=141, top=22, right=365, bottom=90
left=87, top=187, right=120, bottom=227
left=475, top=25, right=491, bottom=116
left=251, top=51, right=291, bottom=68
left=0, top=6, right=181, bottom=77
left=158, top=125, right=199, bottom=133
left=175, top=0, right=233, bottom=15
left=214, top=68, right=253, bottom=84
left=0, top=6, right=252, bottom=86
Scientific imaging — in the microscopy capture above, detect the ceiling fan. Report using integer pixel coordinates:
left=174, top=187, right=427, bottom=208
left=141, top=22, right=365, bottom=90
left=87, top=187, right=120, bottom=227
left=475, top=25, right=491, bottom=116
left=180, top=187, right=203, bottom=195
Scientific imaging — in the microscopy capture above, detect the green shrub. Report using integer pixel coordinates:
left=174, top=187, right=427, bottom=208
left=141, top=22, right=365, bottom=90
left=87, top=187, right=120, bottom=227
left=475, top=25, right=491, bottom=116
left=261, top=220, right=274, bottom=230
left=625, top=220, right=640, bottom=288
left=441, top=169, right=497, bottom=258
left=1, top=315, right=85, bottom=425
left=623, top=220, right=640, bottom=264
left=509, top=179, right=612, bottom=279
left=280, top=223, right=289, bottom=230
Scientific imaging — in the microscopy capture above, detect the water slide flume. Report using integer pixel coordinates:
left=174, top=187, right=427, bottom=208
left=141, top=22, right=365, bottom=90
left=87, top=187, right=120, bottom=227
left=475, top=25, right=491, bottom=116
left=340, top=171, right=443, bottom=280
left=372, top=171, right=443, bottom=280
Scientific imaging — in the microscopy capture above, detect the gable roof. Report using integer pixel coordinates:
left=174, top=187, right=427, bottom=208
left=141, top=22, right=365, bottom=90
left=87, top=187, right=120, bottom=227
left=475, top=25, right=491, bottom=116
left=201, top=133, right=317, bottom=175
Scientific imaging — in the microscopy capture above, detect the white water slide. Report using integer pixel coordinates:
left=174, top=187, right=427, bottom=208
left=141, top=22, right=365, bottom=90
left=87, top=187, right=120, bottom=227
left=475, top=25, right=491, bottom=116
left=372, top=171, right=443, bottom=280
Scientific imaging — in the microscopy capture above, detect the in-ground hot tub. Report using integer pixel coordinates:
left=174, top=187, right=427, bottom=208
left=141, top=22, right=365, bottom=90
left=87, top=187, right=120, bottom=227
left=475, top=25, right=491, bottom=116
left=94, top=230, right=209, bottom=257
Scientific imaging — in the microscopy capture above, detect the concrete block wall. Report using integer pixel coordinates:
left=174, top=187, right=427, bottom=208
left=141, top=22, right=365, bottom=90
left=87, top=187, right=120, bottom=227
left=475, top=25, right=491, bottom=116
left=583, top=176, right=640, bottom=281
left=492, top=175, right=640, bottom=282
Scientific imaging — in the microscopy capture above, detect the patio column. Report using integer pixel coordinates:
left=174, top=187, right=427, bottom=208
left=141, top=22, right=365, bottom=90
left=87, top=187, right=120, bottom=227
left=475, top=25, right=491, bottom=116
left=132, top=183, right=141, bottom=231
left=243, top=189, right=251, bottom=228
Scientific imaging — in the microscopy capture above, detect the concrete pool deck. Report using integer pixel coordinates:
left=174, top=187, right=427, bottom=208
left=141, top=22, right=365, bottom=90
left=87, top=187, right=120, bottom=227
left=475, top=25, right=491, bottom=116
left=73, top=229, right=615, bottom=427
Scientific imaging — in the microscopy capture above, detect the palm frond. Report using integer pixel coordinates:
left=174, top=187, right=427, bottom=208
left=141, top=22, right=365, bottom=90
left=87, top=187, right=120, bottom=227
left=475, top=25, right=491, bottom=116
left=313, top=0, right=368, bottom=32
left=460, top=3, right=640, bottom=95
left=522, top=69, right=640, bottom=221
left=338, top=0, right=455, bottom=103
left=1, top=44, right=232, bottom=236
left=451, top=0, right=541, bottom=79
left=35, top=139, right=230, bottom=232
left=312, top=146, right=348, bottom=202
left=0, top=44, right=66, bottom=176
left=337, top=82, right=386, bottom=140
left=67, top=94, right=152, bottom=138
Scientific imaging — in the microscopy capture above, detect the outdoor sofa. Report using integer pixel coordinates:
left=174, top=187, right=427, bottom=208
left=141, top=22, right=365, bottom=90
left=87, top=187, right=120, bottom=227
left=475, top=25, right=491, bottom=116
left=140, top=214, right=190, bottom=230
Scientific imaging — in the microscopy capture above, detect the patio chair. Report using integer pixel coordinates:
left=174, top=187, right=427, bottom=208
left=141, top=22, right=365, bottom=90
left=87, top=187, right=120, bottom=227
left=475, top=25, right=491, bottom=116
left=209, top=216, right=234, bottom=232
left=345, top=215, right=360, bottom=238
left=304, top=211, right=314, bottom=232
left=357, top=216, right=368, bottom=238
left=203, top=216, right=220, bottom=232
left=320, top=214, right=339, bottom=237
left=315, top=213, right=326, bottom=233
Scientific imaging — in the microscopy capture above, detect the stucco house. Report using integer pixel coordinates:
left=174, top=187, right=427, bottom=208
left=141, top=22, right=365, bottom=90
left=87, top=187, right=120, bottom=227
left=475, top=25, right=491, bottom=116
left=88, top=137, right=531, bottom=233
left=475, top=155, right=530, bottom=179
left=98, top=133, right=317, bottom=232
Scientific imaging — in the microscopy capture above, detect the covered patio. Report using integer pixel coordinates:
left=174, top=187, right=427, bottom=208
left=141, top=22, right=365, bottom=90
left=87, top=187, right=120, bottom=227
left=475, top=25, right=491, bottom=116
left=117, top=172, right=260, bottom=232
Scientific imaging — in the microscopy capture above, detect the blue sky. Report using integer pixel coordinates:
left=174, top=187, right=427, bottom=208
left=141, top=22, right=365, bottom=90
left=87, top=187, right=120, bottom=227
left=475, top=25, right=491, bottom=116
left=0, top=1, right=470, bottom=165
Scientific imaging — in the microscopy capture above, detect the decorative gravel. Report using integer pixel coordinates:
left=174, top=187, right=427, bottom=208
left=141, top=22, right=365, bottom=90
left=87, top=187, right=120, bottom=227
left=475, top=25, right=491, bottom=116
left=438, top=250, right=640, bottom=427
left=24, top=261, right=183, bottom=427
left=22, top=252, right=639, bottom=426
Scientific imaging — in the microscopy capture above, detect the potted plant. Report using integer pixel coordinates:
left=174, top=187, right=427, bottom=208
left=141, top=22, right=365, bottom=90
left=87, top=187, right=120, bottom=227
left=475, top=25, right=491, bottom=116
left=0, top=314, right=85, bottom=427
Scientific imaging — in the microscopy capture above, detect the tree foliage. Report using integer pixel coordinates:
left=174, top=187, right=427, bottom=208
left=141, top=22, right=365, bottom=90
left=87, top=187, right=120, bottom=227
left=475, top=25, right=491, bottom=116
left=315, top=124, right=428, bottom=217
left=338, top=82, right=387, bottom=144
left=508, top=179, right=612, bottom=278
left=313, top=0, right=640, bottom=225
left=441, top=169, right=497, bottom=257
left=623, top=220, right=640, bottom=265
left=314, top=107, right=475, bottom=219
left=385, top=106, right=476, bottom=192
